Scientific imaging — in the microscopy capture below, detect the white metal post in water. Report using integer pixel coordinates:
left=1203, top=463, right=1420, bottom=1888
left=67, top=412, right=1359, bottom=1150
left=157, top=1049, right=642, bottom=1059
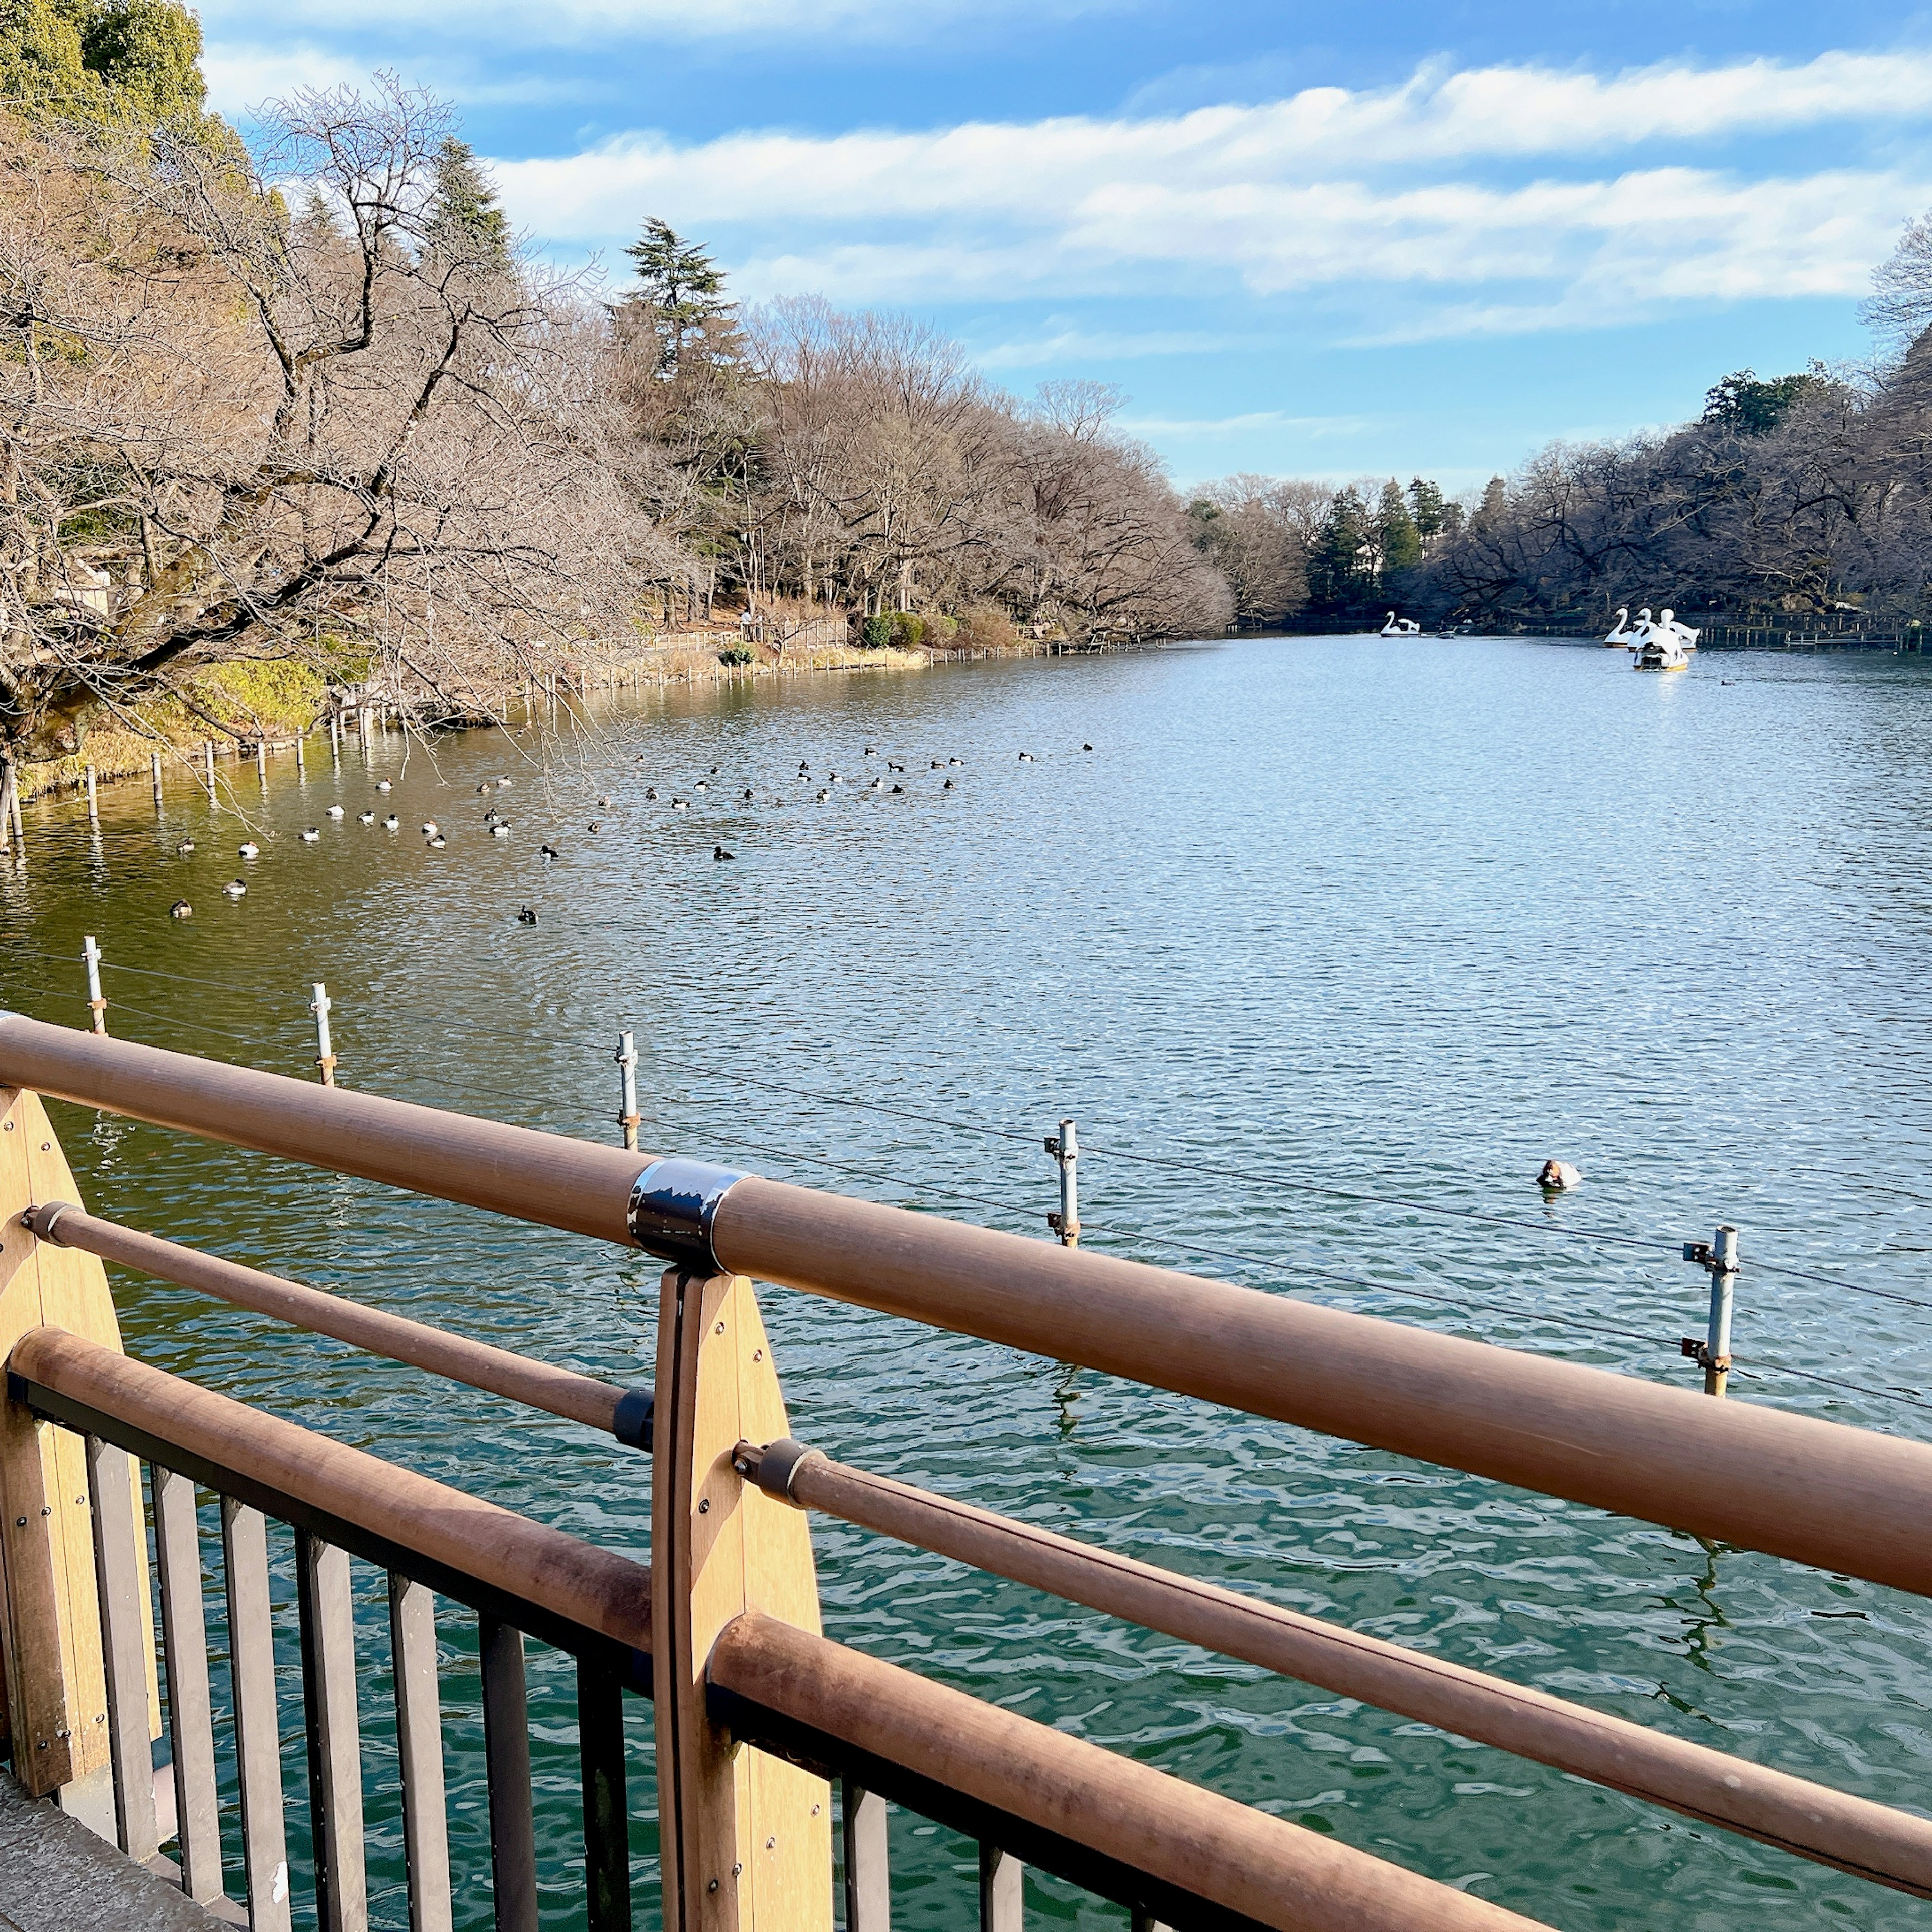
left=1046, top=1117, right=1080, bottom=1247
left=84, top=763, right=97, bottom=821
left=254, top=742, right=267, bottom=785
left=203, top=741, right=216, bottom=799
left=151, top=752, right=164, bottom=812
left=616, top=1031, right=640, bottom=1151
left=1705, top=1225, right=1738, bottom=1398
left=328, top=711, right=341, bottom=766
left=311, top=983, right=337, bottom=1087
left=82, top=935, right=106, bottom=1034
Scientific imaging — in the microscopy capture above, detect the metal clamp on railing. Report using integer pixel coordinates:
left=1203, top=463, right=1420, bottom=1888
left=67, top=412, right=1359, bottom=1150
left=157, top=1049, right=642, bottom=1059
left=613, top=1388, right=655, bottom=1451
left=732, top=1436, right=825, bottom=1506
left=626, top=1157, right=749, bottom=1271
left=20, top=1198, right=78, bottom=1243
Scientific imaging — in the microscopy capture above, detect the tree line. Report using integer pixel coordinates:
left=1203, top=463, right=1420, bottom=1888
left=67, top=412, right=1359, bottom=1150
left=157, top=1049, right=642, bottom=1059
left=0, top=18, right=1227, bottom=776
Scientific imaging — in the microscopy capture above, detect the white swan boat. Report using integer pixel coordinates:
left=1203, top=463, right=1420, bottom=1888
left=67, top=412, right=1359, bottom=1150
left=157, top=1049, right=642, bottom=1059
left=1604, top=608, right=1636, bottom=646
left=1633, top=607, right=1696, bottom=671
left=1379, top=611, right=1421, bottom=636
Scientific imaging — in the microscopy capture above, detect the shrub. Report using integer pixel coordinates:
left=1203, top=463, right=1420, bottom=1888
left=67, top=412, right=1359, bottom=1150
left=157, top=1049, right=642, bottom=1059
left=888, top=611, right=926, bottom=648
left=717, top=645, right=755, bottom=666
left=955, top=602, right=1017, bottom=651
left=924, top=613, right=958, bottom=645
left=860, top=613, right=895, bottom=650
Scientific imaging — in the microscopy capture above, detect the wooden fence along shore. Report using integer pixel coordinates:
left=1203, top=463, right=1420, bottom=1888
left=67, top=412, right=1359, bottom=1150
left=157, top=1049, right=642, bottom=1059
left=3, top=1016, right=1932, bottom=1929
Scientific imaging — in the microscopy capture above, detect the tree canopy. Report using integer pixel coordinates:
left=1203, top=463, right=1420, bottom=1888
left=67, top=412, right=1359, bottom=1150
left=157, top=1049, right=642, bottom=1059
left=0, top=0, right=219, bottom=136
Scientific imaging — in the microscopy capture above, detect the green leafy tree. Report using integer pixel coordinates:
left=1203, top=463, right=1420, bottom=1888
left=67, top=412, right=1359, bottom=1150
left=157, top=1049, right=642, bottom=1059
left=1407, top=476, right=1446, bottom=539
left=624, top=218, right=731, bottom=377
left=422, top=136, right=511, bottom=270
left=0, top=0, right=219, bottom=136
left=1701, top=368, right=1822, bottom=437
left=1305, top=487, right=1375, bottom=611
left=1377, top=478, right=1421, bottom=576
left=1470, top=475, right=1508, bottom=532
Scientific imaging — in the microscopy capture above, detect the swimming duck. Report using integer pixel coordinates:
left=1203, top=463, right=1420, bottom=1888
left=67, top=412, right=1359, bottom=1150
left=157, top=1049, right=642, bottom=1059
left=238, top=841, right=259, bottom=858
left=714, top=845, right=734, bottom=860
left=222, top=879, right=246, bottom=898
left=588, top=819, right=602, bottom=832
left=169, top=899, right=192, bottom=919
left=888, top=761, right=905, bottom=772
left=491, top=822, right=510, bottom=838
left=598, top=795, right=610, bottom=807
left=325, top=805, right=344, bottom=819
left=1537, top=1159, right=1582, bottom=1191
left=930, top=760, right=941, bottom=769
left=421, top=821, right=438, bottom=835
left=358, top=811, right=374, bottom=825
left=476, top=783, right=492, bottom=794
left=301, top=828, right=320, bottom=842
left=814, top=789, right=828, bottom=803
left=376, top=780, right=391, bottom=792
left=942, top=779, right=954, bottom=790
left=890, top=783, right=904, bottom=794
left=949, top=757, right=964, bottom=766
left=742, top=789, right=754, bottom=801
left=540, top=843, right=559, bottom=860
left=672, top=798, right=690, bottom=811
left=175, top=839, right=195, bottom=854
left=383, top=815, right=399, bottom=831
left=1017, top=752, right=1034, bottom=763
left=517, top=905, right=538, bottom=925
left=645, top=787, right=658, bottom=800
left=695, top=780, right=709, bottom=791
left=709, top=765, right=720, bottom=774
left=869, top=777, right=883, bottom=791
left=863, top=745, right=876, bottom=755
left=496, top=777, right=512, bottom=789
left=428, top=835, right=446, bottom=848
left=1082, top=744, right=1093, bottom=752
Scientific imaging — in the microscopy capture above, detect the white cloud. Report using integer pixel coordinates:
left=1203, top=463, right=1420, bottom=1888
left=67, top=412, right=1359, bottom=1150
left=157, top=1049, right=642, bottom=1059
left=973, top=327, right=1272, bottom=368
left=201, top=43, right=371, bottom=114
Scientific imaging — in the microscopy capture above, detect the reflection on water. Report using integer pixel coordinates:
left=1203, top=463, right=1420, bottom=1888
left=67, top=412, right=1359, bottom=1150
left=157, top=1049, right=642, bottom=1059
left=6, top=636, right=1932, bottom=1928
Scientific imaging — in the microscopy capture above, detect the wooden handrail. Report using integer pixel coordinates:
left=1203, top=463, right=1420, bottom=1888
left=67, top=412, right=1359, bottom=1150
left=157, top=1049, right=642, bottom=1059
left=7, top=1327, right=653, bottom=1657
left=24, top=1204, right=626, bottom=1434
left=10, top=1017, right=1932, bottom=1603
left=710, top=1609, right=1549, bottom=1932
left=737, top=1439, right=1932, bottom=1896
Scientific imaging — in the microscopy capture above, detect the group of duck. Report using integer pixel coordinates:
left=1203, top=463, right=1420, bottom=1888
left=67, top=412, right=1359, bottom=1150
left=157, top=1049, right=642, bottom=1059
left=163, top=739, right=1096, bottom=922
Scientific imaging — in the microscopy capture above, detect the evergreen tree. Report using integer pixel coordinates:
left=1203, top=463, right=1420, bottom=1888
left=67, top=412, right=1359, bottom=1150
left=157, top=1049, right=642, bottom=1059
left=1306, top=487, right=1375, bottom=611
left=1377, top=478, right=1421, bottom=576
left=1407, top=477, right=1446, bottom=540
left=0, top=0, right=216, bottom=133
left=423, top=136, right=511, bottom=270
left=1701, top=368, right=1821, bottom=437
left=1471, top=475, right=1508, bottom=532
left=624, top=218, right=731, bottom=377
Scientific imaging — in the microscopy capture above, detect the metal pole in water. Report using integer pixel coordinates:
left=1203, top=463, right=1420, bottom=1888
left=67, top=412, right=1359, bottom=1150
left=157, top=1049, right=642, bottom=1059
left=310, top=983, right=337, bottom=1087
left=150, top=752, right=163, bottom=813
left=84, top=763, right=97, bottom=822
left=0, top=766, right=12, bottom=852
left=82, top=935, right=106, bottom=1035
left=615, top=1031, right=640, bottom=1152
left=203, top=741, right=216, bottom=799
left=295, top=734, right=306, bottom=776
left=329, top=711, right=341, bottom=766
left=254, top=741, right=266, bottom=786
left=1045, top=1117, right=1080, bottom=1247
left=7, top=765, right=23, bottom=851
left=1705, top=1225, right=1737, bottom=1398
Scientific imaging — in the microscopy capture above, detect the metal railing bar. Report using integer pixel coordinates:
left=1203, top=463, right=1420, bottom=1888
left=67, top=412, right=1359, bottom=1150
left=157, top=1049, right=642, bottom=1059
left=296, top=1532, right=368, bottom=1932
left=576, top=1656, right=632, bottom=1932
left=735, top=1439, right=1932, bottom=1897
left=85, top=1434, right=161, bottom=1866
left=28, top=1204, right=628, bottom=1435
left=979, top=1843, right=1021, bottom=1932
left=480, top=1620, right=539, bottom=1932
left=708, top=1611, right=1548, bottom=1932
left=222, top=1496, right=293, bottom=1932
left=151, top=1464, right=227, bottom=1908
left=388, top=1575, right=454, bottom=1932
left=9, top=1331, right=654, bottom=1684
left=841, top=1781, right=889, bottom=1932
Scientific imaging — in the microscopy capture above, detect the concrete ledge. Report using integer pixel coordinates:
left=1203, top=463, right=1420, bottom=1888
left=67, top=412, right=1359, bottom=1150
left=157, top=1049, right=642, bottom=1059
left=0, top=1770, right=231, bottom=1930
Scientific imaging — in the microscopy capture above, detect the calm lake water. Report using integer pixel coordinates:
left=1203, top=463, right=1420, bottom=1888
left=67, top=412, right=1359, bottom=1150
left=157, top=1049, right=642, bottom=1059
left=5, top=635, right=1932, bottom=1931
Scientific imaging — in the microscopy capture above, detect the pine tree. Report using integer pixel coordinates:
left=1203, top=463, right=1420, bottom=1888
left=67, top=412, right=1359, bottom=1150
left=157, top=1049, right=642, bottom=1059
left=1471, top=475, right=1508, bottom=532
left=1407, top=477, right=1446, bottom=540
left=1306, top=487, right=1375, bottom=611
left=624, top=219, right=730, bottom=377
left=423, top=137, right=511, bottom=271
left=1378, top=478, right=1421, bottom=576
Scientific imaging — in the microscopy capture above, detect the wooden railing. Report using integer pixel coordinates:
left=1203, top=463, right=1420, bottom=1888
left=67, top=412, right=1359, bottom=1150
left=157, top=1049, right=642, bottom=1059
left=3, top=1013, right=1932, bottom=1930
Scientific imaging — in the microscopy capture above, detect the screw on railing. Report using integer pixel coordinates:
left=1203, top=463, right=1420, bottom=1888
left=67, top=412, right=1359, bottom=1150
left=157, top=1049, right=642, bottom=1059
left=82, top=935, right=106, bottom=1035
left=310, top=983, right=337, bottom=1087
left=1044, top=1118, right=1079, bottom=1247
left=615, top=1031, right=640, bottom=1152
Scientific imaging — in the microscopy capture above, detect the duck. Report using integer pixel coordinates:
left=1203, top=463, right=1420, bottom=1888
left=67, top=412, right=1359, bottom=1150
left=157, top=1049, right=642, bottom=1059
left=597, top=795, right=610, bottom=807
left=222, top=879, right=246, bottom=898
left=383, top=815, right=399, bottom=831
left=949, top=757, right=964, bottom=766
left=1017, top=752, right=1034, bottom=763
left=709, top=764, right=720, bottom=774
left=714, top=845, right=735, bottom=860
left=863, top=745, right=876, bottom=755
left=421, top=821, right=438, bottom=835
left=891, top=783, right=905, bottom=794
left=496, top=777, right=512, bottom=789
left=325, top=805, right=344, bottom=820
left=888, top=761, right=905, bottom=772
left=358, top=811, right=375, bottom=825
left=376, top=780, right=391, bottom=793
left=476, top=783, right=492, bottom=794
left=1537, top=1159, right=1582, bottom=1191
left=695, top=780, right=709, bottom=792
left=491, top=822, right=510, bottom=838
left=1081, top=744, right=1093, bottom=752
left=869, top=777, right=883, bottom=791
left=742, top=788, right=754, bottom=801
left=175, top=839, right=195, bottom=854
left=942, top=778, right=954, bottom=790
left=671, top=798, right=690, bottom=811
left=540, top=843, right=559, bottom=860
left=300, top=827, right=320, bottom=842
left=814, top=789, right=828, bottom=803
left=169, top=899, right=192, bottom=919
left=588, top=819, right=602, bottom=833
left=517, top=905, right=538, bottom=925
left=238, top=841, right=260, bottom=859
left=930, top=760, right=941, bottom=770
left=428, top=835, right=446, bottom=848
left=645, top=787, right=658, bottom=800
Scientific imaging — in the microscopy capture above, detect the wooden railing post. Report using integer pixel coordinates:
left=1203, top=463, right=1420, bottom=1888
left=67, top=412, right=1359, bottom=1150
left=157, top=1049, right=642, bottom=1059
left=0, top=1085, right=154, bottom=1813
left=652, top=1265, right=832, bottom=1932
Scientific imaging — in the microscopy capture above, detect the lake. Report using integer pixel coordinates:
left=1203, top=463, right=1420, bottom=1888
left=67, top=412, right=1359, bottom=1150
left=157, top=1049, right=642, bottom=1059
left=4, top=634, right=1932, bottom=1930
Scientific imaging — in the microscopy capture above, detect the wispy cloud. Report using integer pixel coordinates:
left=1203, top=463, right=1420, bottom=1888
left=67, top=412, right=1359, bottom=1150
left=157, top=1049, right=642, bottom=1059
left=1120, top=410, right=1374, bottom=438
left=973, top=327, right=1273, bottom=369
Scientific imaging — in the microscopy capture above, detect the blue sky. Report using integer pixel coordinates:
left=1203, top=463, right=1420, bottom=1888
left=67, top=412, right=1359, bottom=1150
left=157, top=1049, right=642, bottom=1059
left=197, top=2, right=1932, bottom=492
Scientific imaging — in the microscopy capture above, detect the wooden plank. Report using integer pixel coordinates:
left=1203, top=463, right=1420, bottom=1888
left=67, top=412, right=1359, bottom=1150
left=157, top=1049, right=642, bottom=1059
left=651, top=1266, right=831, bottom=1932
left=388, top=1575, right=452, bottom=1932
left=222, top=1498, right=291, bottom=1932
left=978, top=1845, right=1021, bottom=1932
left=296, top=1532, right=367, bottom=1931
left=85, top=1436, right=159, bottom=1864
left=152, top=1465, right=225, bottom=1906
left=577, top=1657, right=631, bottom=1932
left=480, top=1618, right=538, bottom=1932
left=841, top=1783, right=888, bottom=1932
